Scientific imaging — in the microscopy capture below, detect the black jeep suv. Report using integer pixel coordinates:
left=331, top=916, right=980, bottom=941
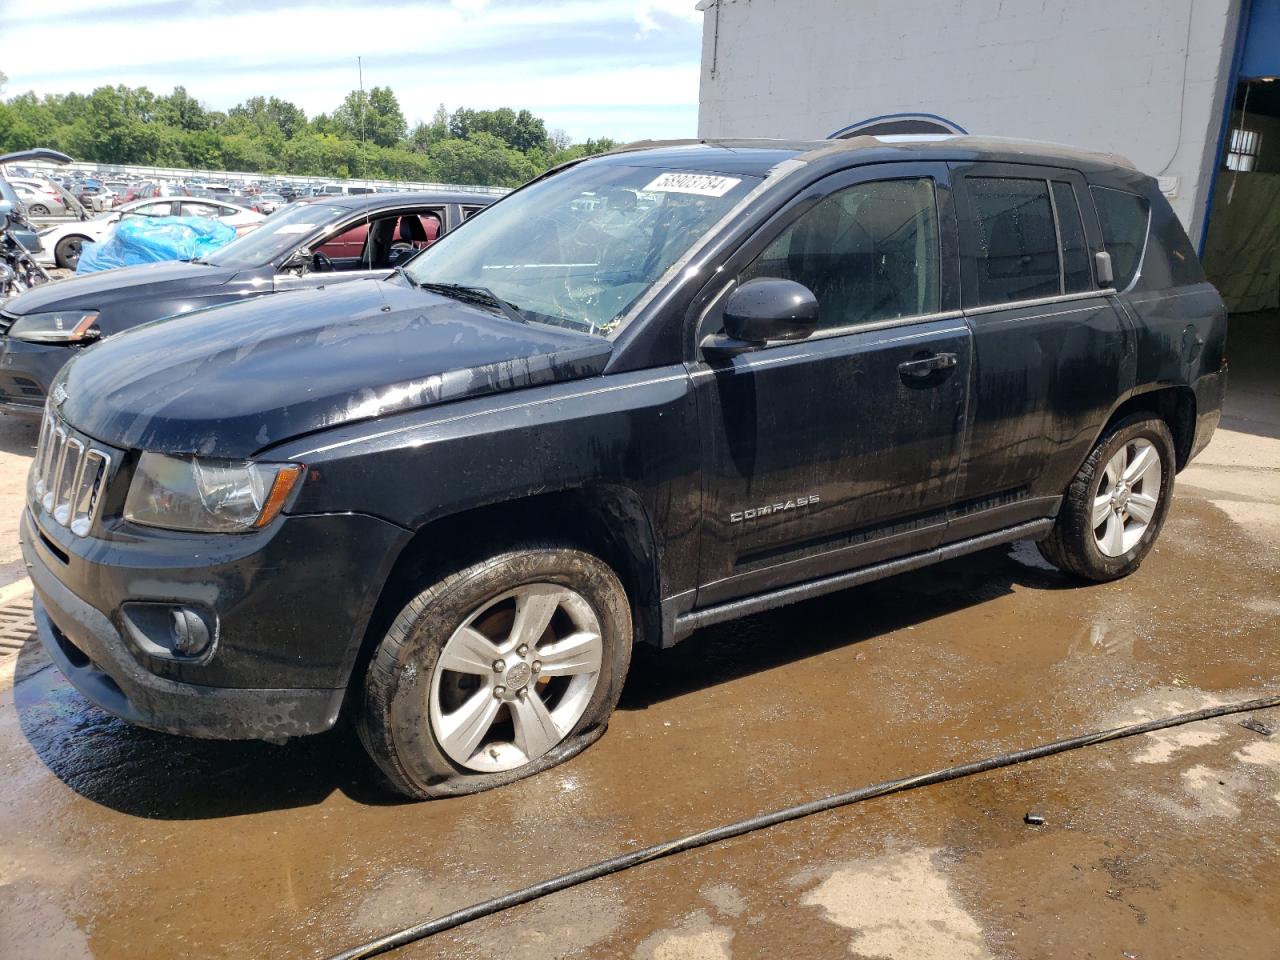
left=23, top=137, right=1226, bottom=798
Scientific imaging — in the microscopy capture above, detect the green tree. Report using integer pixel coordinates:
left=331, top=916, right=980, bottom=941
left=1, top=82, right=617, bottom=187
left=62, top=86, right=159, bottom=163
left=410, top=103, right=450, bottom=152
left=448, top=107, right=548, bottom=152
left=155, top=86, right=209, bottom=131
left=332, top=86, right=406, bottom=148
left=228, top=95, right=306, bottom=140
left=431, top=132, right=538, bottom=187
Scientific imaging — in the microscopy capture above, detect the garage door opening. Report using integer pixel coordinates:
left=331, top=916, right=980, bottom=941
left=1200, top=0, right=1280, bottom=440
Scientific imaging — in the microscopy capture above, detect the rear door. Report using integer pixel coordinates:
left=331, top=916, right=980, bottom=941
left=949, top=162, right=1135, bottom=540
left=693, top=162, right=972, bottom=606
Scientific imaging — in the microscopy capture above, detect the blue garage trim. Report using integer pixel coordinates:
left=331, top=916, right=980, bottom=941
left=1198, top=0, right=1257, bottom=255
left=1241, top=0, right=1280, bottom=78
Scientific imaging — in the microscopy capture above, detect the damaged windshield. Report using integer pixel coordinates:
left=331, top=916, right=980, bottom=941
left=404, top=163, right=760, bottom=335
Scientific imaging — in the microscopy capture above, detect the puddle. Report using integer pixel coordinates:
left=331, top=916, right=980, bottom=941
left=347, top=868, right=624, bottom=960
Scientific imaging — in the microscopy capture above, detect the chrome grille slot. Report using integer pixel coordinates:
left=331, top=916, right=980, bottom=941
left=70, top=452, right=107, bottom=537
left=41, top=427, right=68, bottom=514
left=30, top=410, right=112, bottom=537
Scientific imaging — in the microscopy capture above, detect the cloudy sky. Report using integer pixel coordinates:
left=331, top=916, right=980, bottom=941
left=1, top=0, right=705, bottom=142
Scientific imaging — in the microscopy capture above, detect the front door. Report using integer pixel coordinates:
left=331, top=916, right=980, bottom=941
left=693, top=163, right=972, bottom=607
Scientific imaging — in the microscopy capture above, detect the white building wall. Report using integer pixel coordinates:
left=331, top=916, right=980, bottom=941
left=697, top=0, right=1243, bottom=239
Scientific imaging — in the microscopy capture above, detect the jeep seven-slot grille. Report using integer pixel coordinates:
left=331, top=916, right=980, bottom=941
left=31, top=411, right=111, bottom=537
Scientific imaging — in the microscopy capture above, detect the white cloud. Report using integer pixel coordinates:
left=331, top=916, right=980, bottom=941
left=635, top=0, right=702, bottom=35
left=1, top=0, right=704, bottom=140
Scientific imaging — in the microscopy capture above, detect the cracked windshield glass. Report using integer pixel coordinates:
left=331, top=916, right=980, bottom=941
left=405, top=164, right=760, bottom=335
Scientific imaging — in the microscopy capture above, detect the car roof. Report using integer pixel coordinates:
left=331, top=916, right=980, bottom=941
left=592, top=135, right=1139, bottom=179
left=299, top=190, right=499, bottom=210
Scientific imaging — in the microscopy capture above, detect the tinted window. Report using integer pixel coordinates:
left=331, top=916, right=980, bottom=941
left=742, top=178, right=940, bottom=330
left=968, top=177, right=1059, bottom=304
left=180, top=202, right=221, bottom=218
left=1090, top=186, right=1149, bottom=290
left=1051, top=181, right=1092, bottom=293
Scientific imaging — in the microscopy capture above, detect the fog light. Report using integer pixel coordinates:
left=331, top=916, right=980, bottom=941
left=120, top=602, right=217, bottom=661
left=170, top=608, right=212, bottom=657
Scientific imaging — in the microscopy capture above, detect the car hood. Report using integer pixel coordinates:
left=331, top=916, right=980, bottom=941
left=57, top=279, right=614, bottom=458
left=4, top=260, right=236, bottom=314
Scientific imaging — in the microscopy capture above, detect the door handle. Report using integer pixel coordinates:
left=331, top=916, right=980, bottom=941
left=898, top=352, right=958, bottom=379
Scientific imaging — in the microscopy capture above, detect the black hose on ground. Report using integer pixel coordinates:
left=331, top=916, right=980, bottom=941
left=326, top=695, right=1280, bottom=960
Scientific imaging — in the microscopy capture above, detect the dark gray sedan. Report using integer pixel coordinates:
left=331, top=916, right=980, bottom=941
left=0, top=190, right=495, bottom=414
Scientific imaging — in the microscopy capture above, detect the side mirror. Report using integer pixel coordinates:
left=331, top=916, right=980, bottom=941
left=1095, top=251, right=1115, bottom=288
left=282, top=247, right=312, bottom=273
left=702, top=278, right=819, bottom=359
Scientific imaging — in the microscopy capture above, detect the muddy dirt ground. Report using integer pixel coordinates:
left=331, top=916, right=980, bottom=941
left=0, top=316, right=1275, bottom=960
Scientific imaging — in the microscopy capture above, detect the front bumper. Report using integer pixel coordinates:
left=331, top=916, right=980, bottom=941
left=22, top=504, right=410, bottom=741
left=30, top=550, right=345, bottom=740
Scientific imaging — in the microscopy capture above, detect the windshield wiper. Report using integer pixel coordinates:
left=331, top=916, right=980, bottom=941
left=418, top=281, right=527, bottom=326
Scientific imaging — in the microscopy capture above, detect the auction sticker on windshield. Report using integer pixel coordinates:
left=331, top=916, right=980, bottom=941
left=642, top=172, right=742, bottom=197
left=274, top=223, right=317, bottom=234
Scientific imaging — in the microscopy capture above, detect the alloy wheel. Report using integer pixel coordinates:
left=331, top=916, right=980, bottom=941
left=428, top=583, right=604, bottom=773
left=1093, top=438, right=1162, bottom=557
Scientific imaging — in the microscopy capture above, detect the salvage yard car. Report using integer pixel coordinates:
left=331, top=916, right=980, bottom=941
left=23, top=137, right=1226, bottom=799
left=35, top=197, right=266, bottom=270
left=0, top=190, right=489, bottom=413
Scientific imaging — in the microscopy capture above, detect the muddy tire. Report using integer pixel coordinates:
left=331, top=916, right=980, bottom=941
left=357, top=546, right=632, bottom=800
left=55, top=235, right=88, bottom=269
left=1037, top=415, right=1175, bottom=582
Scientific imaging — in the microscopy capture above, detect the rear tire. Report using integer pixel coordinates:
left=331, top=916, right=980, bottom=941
left=27, top=204, right=50, bottom=216
left=357, top=546, right=632, bottom=799
left=1037, top=415, right=1175, bottom=581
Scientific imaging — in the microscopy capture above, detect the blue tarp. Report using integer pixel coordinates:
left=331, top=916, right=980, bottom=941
left=76, top=216, right=237, bottom=274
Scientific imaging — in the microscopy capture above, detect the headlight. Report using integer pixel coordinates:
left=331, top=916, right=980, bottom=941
left=124, top=453, right=304, bottom=533
left=7, top=310, right=100, bottom=344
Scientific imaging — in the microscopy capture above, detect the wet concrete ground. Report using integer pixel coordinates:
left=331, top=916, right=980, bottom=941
left=0, top=315, right=1276, bottom=959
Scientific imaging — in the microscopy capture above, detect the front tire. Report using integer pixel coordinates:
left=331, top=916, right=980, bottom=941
left=358, top=546, right=632, bottom=799
left=55, top=235, right=87, bottom=269
left=1038, top=415, right=1176, bottom=581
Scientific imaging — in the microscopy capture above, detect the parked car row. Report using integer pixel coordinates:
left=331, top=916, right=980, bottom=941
left=33, top=197, right=265, bottom=269
left=5, top=136, right=1228, bottom=803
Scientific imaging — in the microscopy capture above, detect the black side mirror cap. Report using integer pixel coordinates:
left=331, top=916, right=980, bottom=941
left=722, top=277, right=819, bottom=343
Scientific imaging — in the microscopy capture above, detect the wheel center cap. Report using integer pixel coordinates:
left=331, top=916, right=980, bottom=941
left=505, top=662, right=532, bottom=690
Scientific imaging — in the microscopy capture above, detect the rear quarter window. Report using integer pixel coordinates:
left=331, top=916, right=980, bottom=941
left=1089, top=186, right=1149, bottom=290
